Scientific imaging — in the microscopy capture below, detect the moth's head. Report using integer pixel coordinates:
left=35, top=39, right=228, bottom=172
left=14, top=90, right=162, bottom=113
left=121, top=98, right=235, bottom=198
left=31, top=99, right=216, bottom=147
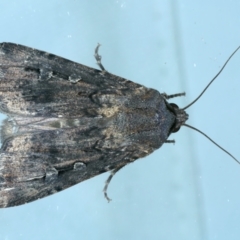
left=162, top=45, right=240, bottom=165
left=164, top=92, right=239, bottom=165
left=166, top=102, right=188, bottom=134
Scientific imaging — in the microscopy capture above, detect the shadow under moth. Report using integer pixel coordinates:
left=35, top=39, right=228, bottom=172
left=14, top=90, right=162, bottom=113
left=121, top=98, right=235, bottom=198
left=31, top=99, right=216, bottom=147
left=0, top=43, right=238, bottom=208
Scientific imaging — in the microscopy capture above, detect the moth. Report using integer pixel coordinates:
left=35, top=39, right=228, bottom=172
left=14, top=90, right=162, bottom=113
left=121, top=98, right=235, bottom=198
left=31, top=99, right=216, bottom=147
left=0, top=43, right=238, bottom=208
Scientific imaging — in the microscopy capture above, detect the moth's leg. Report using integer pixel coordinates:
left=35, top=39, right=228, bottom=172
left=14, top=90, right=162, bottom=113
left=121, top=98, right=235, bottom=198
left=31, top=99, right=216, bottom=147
left=103, top=165, right=124, bottom=202
left=161, top=92, right=185, bottom=99
left=94, top=43, right=106, bottom=71
left=165, top=140, right=175, bottom=143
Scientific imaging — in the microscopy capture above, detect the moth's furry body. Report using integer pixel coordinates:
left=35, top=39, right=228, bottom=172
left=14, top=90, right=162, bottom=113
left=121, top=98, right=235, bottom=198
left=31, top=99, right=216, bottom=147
left=0, top=43, right=177, bottom=207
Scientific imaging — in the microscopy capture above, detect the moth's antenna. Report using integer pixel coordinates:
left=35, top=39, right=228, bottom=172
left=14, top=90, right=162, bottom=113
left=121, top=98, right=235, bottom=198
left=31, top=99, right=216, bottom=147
left=184, top=124, right=240, bottom=165
left=183, top=46, right=240, bottom=110
left=176, top=46, right=240, bottom=164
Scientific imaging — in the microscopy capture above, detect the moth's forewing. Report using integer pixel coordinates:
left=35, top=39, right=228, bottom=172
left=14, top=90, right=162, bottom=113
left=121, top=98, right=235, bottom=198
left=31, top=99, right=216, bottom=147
left=0, top=43, right=175, bottom=207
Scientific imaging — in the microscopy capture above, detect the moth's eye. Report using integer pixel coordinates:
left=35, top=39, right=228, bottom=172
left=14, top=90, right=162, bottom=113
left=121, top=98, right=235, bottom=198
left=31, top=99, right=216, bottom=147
left=168, top=103, right=181, bottom=133
left=169, top=103, right=179, bottom=110
left=171, top=126, right=180, bottom=133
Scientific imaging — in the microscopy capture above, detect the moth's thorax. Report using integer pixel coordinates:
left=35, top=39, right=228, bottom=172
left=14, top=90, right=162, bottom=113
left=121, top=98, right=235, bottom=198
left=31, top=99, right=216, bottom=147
left=103, top=93, right=176, bottom=152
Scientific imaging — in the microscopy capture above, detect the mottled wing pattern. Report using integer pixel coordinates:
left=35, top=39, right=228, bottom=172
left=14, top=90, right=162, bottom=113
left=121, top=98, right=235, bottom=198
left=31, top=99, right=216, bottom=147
left=0, top=43, right=175, bottom=207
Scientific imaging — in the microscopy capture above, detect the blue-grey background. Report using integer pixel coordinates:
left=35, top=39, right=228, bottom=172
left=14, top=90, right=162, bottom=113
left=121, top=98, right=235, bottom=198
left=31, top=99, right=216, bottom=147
left=0, top=1, right=240, bottom=240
